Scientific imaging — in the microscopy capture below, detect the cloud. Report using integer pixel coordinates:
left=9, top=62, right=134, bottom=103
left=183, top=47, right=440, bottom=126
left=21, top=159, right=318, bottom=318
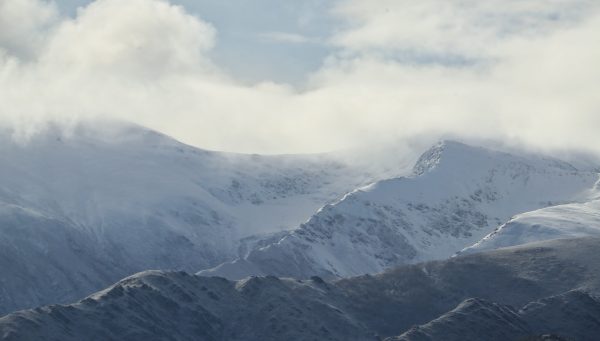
left=44, top=0, right=217, bottom=78
left=0, top=0, right=58, bottom=59
left=1, top=0, right=221, bottom=138
left=0, top=0, right=599, bottom=156
left=330, top=0, right=597, bottom=61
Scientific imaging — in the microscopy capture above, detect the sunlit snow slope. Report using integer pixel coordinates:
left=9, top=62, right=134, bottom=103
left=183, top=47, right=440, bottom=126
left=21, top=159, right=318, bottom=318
left=201, top=141, right=599, bottom=279
left=462, top=196, right=600, bottom=254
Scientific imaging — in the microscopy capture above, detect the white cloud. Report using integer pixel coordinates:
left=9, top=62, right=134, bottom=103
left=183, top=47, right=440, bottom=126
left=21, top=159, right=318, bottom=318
left=0, top=0, right=58, bottom=58
left=330, top=0, right=598, bottom=64
left=0, top=0, right=222, bottom=139
left=43, top=0, right=217, bottom=78
left=0, top=0, right=599, bottom=155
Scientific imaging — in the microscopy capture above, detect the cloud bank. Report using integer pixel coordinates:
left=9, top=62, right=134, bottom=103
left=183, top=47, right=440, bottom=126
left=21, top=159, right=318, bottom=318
left=0, top=0, right=599, bottom=154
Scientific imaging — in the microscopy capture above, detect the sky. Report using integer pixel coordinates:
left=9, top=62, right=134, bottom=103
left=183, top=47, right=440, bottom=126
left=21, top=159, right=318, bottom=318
left=0, top=0, right=599, bottom=154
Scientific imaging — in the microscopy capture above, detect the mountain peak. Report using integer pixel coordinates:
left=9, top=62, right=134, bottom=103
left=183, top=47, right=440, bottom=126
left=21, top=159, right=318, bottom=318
left=411, top=140, right=577, bottom=178
left=412, top=140, right=473, bottom=175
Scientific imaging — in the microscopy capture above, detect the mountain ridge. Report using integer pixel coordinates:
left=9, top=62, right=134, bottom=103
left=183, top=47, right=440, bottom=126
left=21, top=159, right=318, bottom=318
left=201, top=140, right=598, bottom=279
left=3, top=237, right=600, bottom=340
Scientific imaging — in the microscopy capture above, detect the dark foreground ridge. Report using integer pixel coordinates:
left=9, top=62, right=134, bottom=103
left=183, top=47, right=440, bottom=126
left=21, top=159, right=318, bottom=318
left=2, top=238, right=600, bottom=341
left=389, top=291, right=600, bottom=341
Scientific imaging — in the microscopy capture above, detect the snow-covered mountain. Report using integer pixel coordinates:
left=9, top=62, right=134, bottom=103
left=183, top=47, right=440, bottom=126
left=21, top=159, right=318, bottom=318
left=0, top=121, right=396, bottom=314
left=3, top=121, right=600, bottom=327
left=461, top=198, right=600, bottom=254
left=2, top=237, right=600, bottom=341
left=200, top=141, right=599, bottom=279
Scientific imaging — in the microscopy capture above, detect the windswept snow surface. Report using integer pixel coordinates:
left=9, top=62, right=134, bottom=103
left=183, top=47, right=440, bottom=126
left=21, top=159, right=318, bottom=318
left=0, top=121, right=403, bottom=314
left=462, top=198, right=600, bottom=254
left=201, top=141, right=599, bottom=279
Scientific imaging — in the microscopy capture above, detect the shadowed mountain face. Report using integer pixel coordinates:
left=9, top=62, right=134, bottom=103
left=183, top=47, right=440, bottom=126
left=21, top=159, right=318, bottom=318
left=2, top=238, right=600, bottom=341
left=201, top=141, right=598, bottom=280
left=386, top=298, right=531, bottom=341
left=389, top=290, right=600, bottom=341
